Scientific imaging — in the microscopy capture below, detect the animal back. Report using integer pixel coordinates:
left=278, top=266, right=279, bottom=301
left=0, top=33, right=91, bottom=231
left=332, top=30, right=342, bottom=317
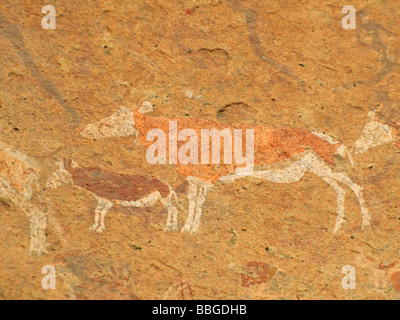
left=69, top=167, right=170, bottom=201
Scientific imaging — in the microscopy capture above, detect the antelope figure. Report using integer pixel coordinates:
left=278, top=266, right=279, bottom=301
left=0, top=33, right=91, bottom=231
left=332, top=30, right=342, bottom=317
left=46, top=158, right=178, bottom=232
left=0, top=143, right=48, bottom=255
left=81, top=102, right=370, bottom=234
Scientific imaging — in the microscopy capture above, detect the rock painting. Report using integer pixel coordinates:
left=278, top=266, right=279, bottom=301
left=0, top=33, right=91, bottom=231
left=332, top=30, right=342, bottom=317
left=46, top=158, right=178, bottom=232
left=0, top=142, right=48, bottom=255
left=82, top=102, right=370, bottom=233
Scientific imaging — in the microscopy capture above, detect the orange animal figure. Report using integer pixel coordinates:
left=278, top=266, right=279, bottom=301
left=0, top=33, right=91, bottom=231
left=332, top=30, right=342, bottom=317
left=81, top=102, right=370, bottom=234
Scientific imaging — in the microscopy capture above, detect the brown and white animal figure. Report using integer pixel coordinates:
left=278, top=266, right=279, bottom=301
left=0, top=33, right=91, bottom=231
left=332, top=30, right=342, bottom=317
left=81, top=102, right=370, bottom=234
left=46, top=159, right=178, bottom=232
left=0, top=143, right=48, bottom=255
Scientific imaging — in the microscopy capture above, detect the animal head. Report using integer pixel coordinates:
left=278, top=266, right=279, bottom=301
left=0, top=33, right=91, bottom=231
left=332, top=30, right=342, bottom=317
left=46, top=158, right=77, bottom=189
left=351, top=109, right=397, bottom=154
left=80, top=101, right=154, bottom=139
left=81, top=107, right=137, bottom=139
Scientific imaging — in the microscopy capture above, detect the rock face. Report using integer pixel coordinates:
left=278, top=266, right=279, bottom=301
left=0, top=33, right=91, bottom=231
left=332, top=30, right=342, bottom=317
left=1, top=0, right=400, bottom=299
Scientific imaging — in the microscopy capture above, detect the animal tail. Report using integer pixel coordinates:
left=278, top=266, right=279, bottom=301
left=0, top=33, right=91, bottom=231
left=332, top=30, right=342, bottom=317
left=312, top=132, right=354, bottom=167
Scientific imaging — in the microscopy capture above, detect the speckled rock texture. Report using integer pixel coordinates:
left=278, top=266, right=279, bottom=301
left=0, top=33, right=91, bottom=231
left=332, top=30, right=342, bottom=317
left=1, top=0, right=400, bottom=300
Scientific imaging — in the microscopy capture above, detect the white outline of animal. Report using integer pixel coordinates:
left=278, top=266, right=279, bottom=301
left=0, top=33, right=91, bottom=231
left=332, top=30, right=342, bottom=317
left=46, top=158, right=179, bottom=232
left=80, top=102, right=371, bottom=234
left=0, top=143, right=48, bottom=255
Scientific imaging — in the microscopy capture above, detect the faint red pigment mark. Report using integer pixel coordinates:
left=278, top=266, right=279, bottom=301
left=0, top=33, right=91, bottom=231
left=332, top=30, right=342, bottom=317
left=180, top=280, right=194, bottom=300
left=390, top=271, right=400, bottom=292
left=358, top=253, right=400, bottom=291
left=185, top=8, right=191, bottom=15
left=163, top=279, right=195, bottom=300
left=381, top=260, right=400, bottom=292
left=240, top=261, right=276, bottom=288
left=395, top=140, right=400, bottom=151
left=54, top=250, right=140, bottom=300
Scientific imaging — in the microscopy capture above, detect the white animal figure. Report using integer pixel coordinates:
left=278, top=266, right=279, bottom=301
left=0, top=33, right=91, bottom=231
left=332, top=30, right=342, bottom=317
left=46, top=158, right=178, bottom=232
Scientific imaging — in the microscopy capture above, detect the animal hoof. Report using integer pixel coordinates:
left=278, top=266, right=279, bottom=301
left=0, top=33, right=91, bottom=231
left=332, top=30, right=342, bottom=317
left=89, top=225, right=97, bottom=231
left=96, top=226, right=105, bottom=233
left=190, top=227, right=199, bottom=234
left=28, top=247, right=48, bottom=256
left=164, top=225, right=178, bottom=232
left=333, top=218, right=345, bottom=234
left=181, top=225, right=192, bottom=233
left=361, top=210, right=371, bottom=230
left=362, top=220, right=371, bottom=230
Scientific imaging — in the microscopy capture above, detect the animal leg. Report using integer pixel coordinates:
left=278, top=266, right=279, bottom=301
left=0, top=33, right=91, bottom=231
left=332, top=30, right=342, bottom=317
left=89, top=202, right=102, bottom=231
left=164, top=200, right=178, bottom=232
left=320, top=176, right=346, bottom=233
left=303, top=153, right=370, bottom=230
left=332, top=172, right=370, bottom=229
left=96, top=198, right=113, bottom=233
left=0, top=177, right=48, bottom=255
left=160, top=190, right=178, bottom=232
left=22, top=173, right=39, bottom=201
left=190, top=182, right=212, bottom=233
left=181, top=178, right=198, bottom=233
left=26, top=206, right=48, bottom=255
left=250, top=155, right=348, bottom=232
